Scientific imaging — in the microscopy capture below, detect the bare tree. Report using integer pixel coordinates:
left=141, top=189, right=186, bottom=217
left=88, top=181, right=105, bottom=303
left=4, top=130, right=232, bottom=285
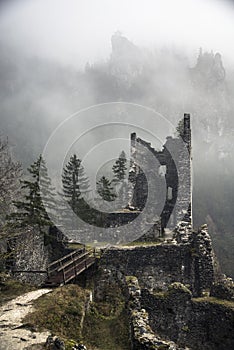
left=0, top=135, right=21, bottom=225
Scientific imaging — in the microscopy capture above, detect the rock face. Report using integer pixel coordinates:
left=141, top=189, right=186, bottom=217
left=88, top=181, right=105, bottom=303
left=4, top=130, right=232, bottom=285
left=4, top=227, right=69, bottom=285
left=191, top=49, right=226, bottom=89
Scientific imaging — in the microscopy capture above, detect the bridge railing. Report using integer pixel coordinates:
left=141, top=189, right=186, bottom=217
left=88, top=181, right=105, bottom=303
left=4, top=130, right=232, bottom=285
left=46, top=247, right=96, bottom=284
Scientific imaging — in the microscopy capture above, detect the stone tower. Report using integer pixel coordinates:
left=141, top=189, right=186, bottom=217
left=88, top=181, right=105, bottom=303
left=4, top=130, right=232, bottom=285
left=128, top=113, right=192, bottom=231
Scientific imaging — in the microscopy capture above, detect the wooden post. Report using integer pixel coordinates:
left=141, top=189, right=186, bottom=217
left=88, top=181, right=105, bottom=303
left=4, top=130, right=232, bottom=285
left=60, top=261, right=66, bottom=285
left=72, top=255, right=77, bottom=277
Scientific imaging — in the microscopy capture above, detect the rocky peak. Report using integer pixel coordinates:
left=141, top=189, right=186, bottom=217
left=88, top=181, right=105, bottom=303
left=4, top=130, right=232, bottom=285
left=109, top=32, right=143, bottom=85
left=191, top=48, right=225, bottom=88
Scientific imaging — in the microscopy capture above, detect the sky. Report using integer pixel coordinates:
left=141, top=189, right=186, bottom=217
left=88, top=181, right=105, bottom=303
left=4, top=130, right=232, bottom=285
left=0, top=0, right=234, bottom=68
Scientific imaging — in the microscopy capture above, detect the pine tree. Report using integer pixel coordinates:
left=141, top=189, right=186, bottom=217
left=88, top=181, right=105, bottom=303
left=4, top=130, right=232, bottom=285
left=61, top=154, right=90, bottom=217
left=112, top=150, right=127, bottom=182
left=8, top=155, right=55, bottom=231
left=97, top=176, right=117, bottom=202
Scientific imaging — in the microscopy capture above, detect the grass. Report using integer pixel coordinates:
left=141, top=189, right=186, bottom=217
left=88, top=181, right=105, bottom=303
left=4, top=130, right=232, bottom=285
left=124, top=240, right=162, bottom=247
left=83, top=279, right=131, bottom=350
left=193, top=296, right=234, bottom=309
left=24, top=284, right=89, bottom=348
left=0, top=272, right=36, bottom=305
left=67, top=243, right=85, bottom=250
left=24, top=283, right=131, bottom=350
left=83, top=300, right=130, bottom=350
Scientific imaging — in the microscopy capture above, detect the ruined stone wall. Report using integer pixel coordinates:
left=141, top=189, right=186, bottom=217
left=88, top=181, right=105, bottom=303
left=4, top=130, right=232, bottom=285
left=142, top=286, right=234, bottom=350
left=100, top=225, right=215, bottom=296
left=128, top=114, right=192, bottom=231
left=126, top=276, right=185, bottom=350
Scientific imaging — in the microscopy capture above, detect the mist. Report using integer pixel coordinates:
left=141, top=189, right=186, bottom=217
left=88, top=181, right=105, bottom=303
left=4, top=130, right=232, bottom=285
left=1, top=0, right=234, bottom=67
left=0, top=0, right=234, bottom=275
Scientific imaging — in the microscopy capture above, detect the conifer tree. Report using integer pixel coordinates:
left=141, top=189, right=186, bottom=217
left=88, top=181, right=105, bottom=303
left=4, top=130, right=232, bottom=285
left=97, top=176, right=117, bottom=202
left=112, top=150, right=127, bottom=182
left=61, top=154, right=90, bottom=216
left=8, top=155, right=55, bottom=231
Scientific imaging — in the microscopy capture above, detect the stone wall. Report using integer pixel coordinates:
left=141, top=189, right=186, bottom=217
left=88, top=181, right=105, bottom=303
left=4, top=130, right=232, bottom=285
left=100, top=224, right=215, bottom=296
left=142, top=284, right=234, bottom=350
left=5, top=227, right=69, bottom=285
left=125, top=276, right=186, bottom=350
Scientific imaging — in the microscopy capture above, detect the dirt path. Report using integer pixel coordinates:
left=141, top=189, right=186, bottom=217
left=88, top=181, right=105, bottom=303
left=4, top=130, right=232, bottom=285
left=0, top=289, right=52, bottom=350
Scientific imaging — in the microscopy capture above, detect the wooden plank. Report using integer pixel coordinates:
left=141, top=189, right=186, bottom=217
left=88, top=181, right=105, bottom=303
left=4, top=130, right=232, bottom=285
left=61, top=258, right=88, bottom=275
left=47, top=248, right=85, bottom=268
left=61, top=258, right=96, bottom=283
left=56, top=251, right=92, bottom=272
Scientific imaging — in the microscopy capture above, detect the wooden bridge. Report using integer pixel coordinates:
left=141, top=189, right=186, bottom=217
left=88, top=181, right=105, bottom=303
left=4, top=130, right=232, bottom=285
left=44, top=248, right=97, bottom=287
left=12, top=248, right=97, bottom=287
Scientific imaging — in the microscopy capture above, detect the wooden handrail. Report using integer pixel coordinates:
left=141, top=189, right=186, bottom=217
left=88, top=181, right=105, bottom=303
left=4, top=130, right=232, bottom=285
left=44, top=248, right=97, bottom=286
left=55, top=251, right=91, bottom=272
left=47, top=248, right=86, bottom=268
left=61, top=256, right=95, bottom=275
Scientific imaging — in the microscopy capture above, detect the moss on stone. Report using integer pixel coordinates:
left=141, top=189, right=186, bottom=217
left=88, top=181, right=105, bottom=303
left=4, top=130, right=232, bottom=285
left=168, top=282, right=191, bottom=294
left=125, top=275, right=138, bottom=284
left=193, top=296, right=234, bottom=309
left=0, top=273, right=36, bottom=305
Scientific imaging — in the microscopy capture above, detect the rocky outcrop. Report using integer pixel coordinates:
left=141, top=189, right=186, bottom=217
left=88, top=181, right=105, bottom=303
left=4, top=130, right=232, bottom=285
left=4, top=226, right=69, bottom=285
left=210, top=277, right=234, bottom=301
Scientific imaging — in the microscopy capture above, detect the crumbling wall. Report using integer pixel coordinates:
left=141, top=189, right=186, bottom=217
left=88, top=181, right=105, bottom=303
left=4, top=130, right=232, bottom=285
left=128, top=114, right=192, bottom=231
left=126, top=276, right=185, bottom=350
left=142, top=285, right=234, bottom=350
left=100, top=224, right=215, bottom=296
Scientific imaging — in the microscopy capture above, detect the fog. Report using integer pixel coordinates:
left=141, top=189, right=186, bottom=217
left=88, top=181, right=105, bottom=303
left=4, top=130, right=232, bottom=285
left=0, top=0, right=234, bottom=275
left=1, top=0, right=234, bottom=67
left=0, top=0, right=233, bottom=163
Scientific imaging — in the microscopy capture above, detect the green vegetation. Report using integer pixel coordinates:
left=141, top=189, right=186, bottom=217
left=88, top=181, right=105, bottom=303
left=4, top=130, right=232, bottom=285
left=152, top=291, right=168, bottom=299
left=83, top=302, right=130, bottom=350
left=0, top=273, right=35, bottom=305
left=24, top=284, right=130, bottom=350
left=96, top=176, right=117, bottom=201
left=193, top=296, right=234, bottom=309
left=24, top=285, right=89, bottom=348
left=125, top=239, right=162, bottom=247
left=7, top=155, right=55, bottom=232
left=61, top=154, right=91, bottom=221
left=125, top=275, right=138, bottom=284
left=67, top=243, right=86, bottom=250
left=82, top=285, right=130, bottom=350
left=112, top=150, right=127, bottom=182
